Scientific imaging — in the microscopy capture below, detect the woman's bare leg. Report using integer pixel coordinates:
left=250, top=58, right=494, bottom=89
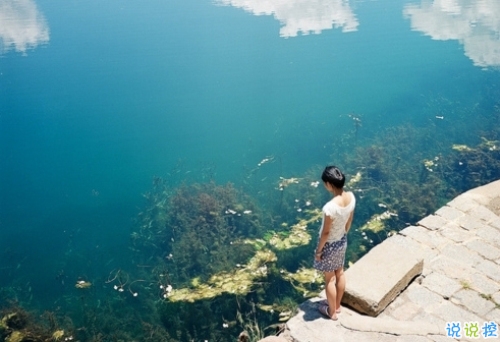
left=334, top=268, right=345, bottom=313
left=324, top=271, right=338, bottom=319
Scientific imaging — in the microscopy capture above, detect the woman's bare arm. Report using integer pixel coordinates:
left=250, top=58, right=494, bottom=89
left=315, top=214, right=332, bottom=260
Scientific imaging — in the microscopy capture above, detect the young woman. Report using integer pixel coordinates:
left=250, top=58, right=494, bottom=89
left=314, top=166, right=355, bottom=320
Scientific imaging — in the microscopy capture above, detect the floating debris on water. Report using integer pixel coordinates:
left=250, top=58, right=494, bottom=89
left=257, top=156, right=274, bottom=167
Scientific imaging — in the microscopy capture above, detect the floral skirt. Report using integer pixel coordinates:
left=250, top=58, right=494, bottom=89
left=313, top=235, right=347, bottom=272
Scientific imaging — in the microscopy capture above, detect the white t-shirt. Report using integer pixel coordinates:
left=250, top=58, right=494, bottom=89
left=319, top=192, right=356, bottom=243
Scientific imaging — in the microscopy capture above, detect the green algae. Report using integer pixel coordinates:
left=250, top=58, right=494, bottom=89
left=267, top=209, right=321, bottom=250
left=452, top=144, right=474, bottom=152
left=280, top=267, right=323, bottom=298
left=167, top=249, right=277, bottom=302
left=359, top=211, right=398, bottom=233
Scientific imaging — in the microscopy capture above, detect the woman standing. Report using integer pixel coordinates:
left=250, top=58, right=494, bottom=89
left=314, top=166, right=355, bottom=320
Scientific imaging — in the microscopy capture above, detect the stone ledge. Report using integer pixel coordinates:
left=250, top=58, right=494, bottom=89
left=340, top=309, right=441, bottom=335
left=342, top=236, right=424, bottom=316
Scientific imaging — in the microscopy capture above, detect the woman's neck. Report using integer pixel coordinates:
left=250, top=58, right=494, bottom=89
left=332, top=187, right=343, bottom=197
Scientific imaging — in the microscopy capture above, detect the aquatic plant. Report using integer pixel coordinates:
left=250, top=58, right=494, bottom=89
left=280, top=267, right=323, bottom=298
left=267, top=209, right=320, bottom=250
left=0, top=308, right=72, bottom=342
left=167, top=249, right=277, bottom=302
left=133, top=180, right=266, bottom=286
left=359, top=211, right=398, bottom=234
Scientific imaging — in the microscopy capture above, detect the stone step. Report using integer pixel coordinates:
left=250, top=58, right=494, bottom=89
left=341, top=235, right=424, bottom=316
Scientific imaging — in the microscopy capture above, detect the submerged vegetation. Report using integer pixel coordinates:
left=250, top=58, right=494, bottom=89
left=2, top=84, right=500, bottom=341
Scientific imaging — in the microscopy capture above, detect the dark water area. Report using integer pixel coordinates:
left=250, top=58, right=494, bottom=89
left=1, top=0, right=500, bottom=340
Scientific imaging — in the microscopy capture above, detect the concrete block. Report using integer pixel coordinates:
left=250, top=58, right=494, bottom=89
left=342, top=236, right=424, bottom=317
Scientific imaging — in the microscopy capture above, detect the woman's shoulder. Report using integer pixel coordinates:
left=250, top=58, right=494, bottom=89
left=347, top=191, right=356, bottom=203
left=334, top=191, right=356, bottom=207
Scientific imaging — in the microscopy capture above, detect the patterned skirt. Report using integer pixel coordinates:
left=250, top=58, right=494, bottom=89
left=313, top=235, right=347, bottom=272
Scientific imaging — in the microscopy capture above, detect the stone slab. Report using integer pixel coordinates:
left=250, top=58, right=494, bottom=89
left=468, top=180, right=500, bottom=202
left=421, top=272, right=462, bottom=299
left=342, top=236, right=424, bottom=317
left=450, top=289, right=496, bottom=318
left=475, top=259, right=500, bottom=283
left=488, top=196, right=500, bottom=217
left=468, top=205, right=500, bottom=224
left=418, top=215, right=448, bottom=231
left=438, top=222, right=475, bottom=243
left=456, top=215, right=489, bottom=231
left=447, top=194, right=480, bottom=212
left=399, top=225, right=448, bottom=250
left=435, top=205, right=465, bottom=222
left=465, top=239, right=500, bottom=260
left=340, top=310, right=441, bottom=336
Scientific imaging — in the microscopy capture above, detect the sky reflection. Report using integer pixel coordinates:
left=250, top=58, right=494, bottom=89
left=404, top=0, right=500, bottom=67
left=214, top=0, right=359, bottom=37
left=0, top=0, right=49, bottom=54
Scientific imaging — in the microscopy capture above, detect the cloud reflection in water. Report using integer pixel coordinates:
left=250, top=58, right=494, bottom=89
left=0, top=0, right=49, bottom=54
left=404, top=0, right=500, bottom=67
left=214, top=0, right=359, bottom=37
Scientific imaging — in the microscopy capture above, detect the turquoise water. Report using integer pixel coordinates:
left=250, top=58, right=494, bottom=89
left=0, top=0, right=499, bottom=339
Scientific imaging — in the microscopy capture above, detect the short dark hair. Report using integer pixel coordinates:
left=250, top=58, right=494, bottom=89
left=321, top=166, right=345, bottom=188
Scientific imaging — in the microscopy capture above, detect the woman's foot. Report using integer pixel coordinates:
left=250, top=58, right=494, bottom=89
left=318, top=304, right=338, bottom=321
